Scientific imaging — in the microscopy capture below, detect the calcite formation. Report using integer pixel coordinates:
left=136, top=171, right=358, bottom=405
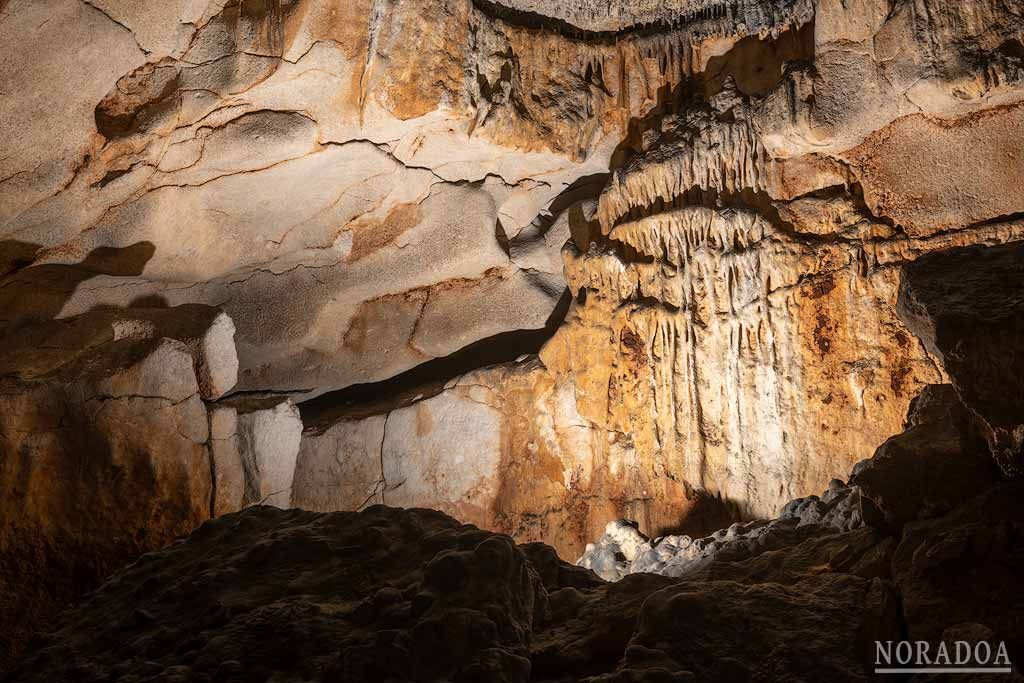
left=576, top=382, right=998, bottom=582
left=2, top=0, right=1024, bottom=666
left=287, top=0, right=1024, bottom=559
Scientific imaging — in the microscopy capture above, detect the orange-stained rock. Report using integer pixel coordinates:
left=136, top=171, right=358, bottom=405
left=0, top=330, right=213, bottom=668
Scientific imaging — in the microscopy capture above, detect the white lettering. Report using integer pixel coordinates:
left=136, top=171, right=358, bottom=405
left=934, top=641, right=951, bottom=666
left=955, top=641, right=972, bottom=665
left=917, top=641, right=931, bottom=664
left=896, top=641, right=913, bottom=665
left=995, top=641, right=1012, bottom=666
left=975, top=641, right=992, bottom=664
left=876, top=641, right=893, bottom=666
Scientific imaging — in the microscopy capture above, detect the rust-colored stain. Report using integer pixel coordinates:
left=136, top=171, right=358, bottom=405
left=415, top=403, right=433, bottom=437
left=813, top=312, right=833, bottom=355
left=342, top=289, right=427, bottom=353
left=347, top=202, right=421, bottom=262
left=619, top=327, right=646, bottom=360
left=804, top=273, right=837, bottom=301
left=890, top=364, right=912, bottom=397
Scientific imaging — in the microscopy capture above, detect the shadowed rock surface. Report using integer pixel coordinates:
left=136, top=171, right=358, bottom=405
left=6, top=504, right=903, bottom=682
left=9, top=397, right=1024, bottom=681
left=899, top=241, right=1024, bottom=478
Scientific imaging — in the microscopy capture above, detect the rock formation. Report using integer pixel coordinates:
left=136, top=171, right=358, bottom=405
left=899, top=241, right=1024, bottom=478
left=9, top=402, right=1023, bottom=680
left=2, top=0, right=1024, bottom=671
left=281, top=0, right=1024, bottom=560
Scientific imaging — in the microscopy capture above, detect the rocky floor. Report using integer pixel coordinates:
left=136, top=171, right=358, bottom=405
left=7, top=383, right=1023, bottom=682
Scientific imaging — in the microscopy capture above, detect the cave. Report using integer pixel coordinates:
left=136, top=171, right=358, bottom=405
left=2, top=0, right=1024, bottom=680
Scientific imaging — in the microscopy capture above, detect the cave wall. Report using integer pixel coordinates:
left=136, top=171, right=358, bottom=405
left=290, top=0, right=1024, bottom=558
left=2, top=0, right=1024, bottom=558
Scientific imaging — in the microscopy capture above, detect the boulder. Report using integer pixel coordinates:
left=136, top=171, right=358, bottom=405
left=7, top=506, right=541, bottom=683
left=850, top=384, right=997, bottom=530
left=9, top=504, right=911, bottom=683
left=892, top=483, right=1024, bottom=655
left=591, top=574, right=901, bottom=682
left=899, top=242, right=1024, bottom=477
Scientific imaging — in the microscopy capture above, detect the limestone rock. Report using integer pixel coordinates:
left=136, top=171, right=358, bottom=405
left=574, top=383, right=991, bottom=582
left=892, top=483, right=1024, bottom=650
left=3, top=0, right=1024, bottom=553
left=207, top=405, right=246, bottom=517
left=0, top=330, right=212, bottom=667
left=575, top=473, right=879, bottom=581
left=899, top=241, right=1024, bottom=478
left=222, top=397, right=304, bottom=509
left=850, top=385, right=997, bottom=530
left=8, top=502, right=913, bottom=682
left=576, top=521, right=652, bottom=581
left=593, top=574, right=900, bottom=682
left=0, top=304, right=238, bottom=400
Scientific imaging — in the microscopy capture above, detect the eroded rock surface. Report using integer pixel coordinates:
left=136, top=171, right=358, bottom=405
left=7, top=506, right=542, bottom=682
left=0, top=305, right=296, bottom=665
left=14, top=475, right=1022, bottom=681
left=12, top=369, right=1024, bottom=680
left=7, top=503, right=906, bottom=682
left=575, top=383, right=996, bottom=582
left=3, top=0, right=1024, bottom=671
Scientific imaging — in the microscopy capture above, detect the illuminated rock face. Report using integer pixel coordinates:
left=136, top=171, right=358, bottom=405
left=2, top=0, right=1024, bottom=610
left=292, top=0, right=1024, bottom=557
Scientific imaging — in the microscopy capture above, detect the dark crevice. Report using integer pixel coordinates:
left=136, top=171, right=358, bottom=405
left=300, top=289, right=572, bottom=431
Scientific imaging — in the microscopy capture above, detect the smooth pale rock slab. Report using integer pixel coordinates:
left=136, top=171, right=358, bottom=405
left=291, top=414, right=388, bottom=512
left=382, top=390, right=505, bottom=521
left=208, top=405, right=245, bottom=517
left=226, top=397, right=303, bottom=509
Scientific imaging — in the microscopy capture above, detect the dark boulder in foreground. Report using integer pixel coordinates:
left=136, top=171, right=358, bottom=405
left=9, top=503, right=905, bottom=683
left=10, top=479, right=1024, bottom=681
